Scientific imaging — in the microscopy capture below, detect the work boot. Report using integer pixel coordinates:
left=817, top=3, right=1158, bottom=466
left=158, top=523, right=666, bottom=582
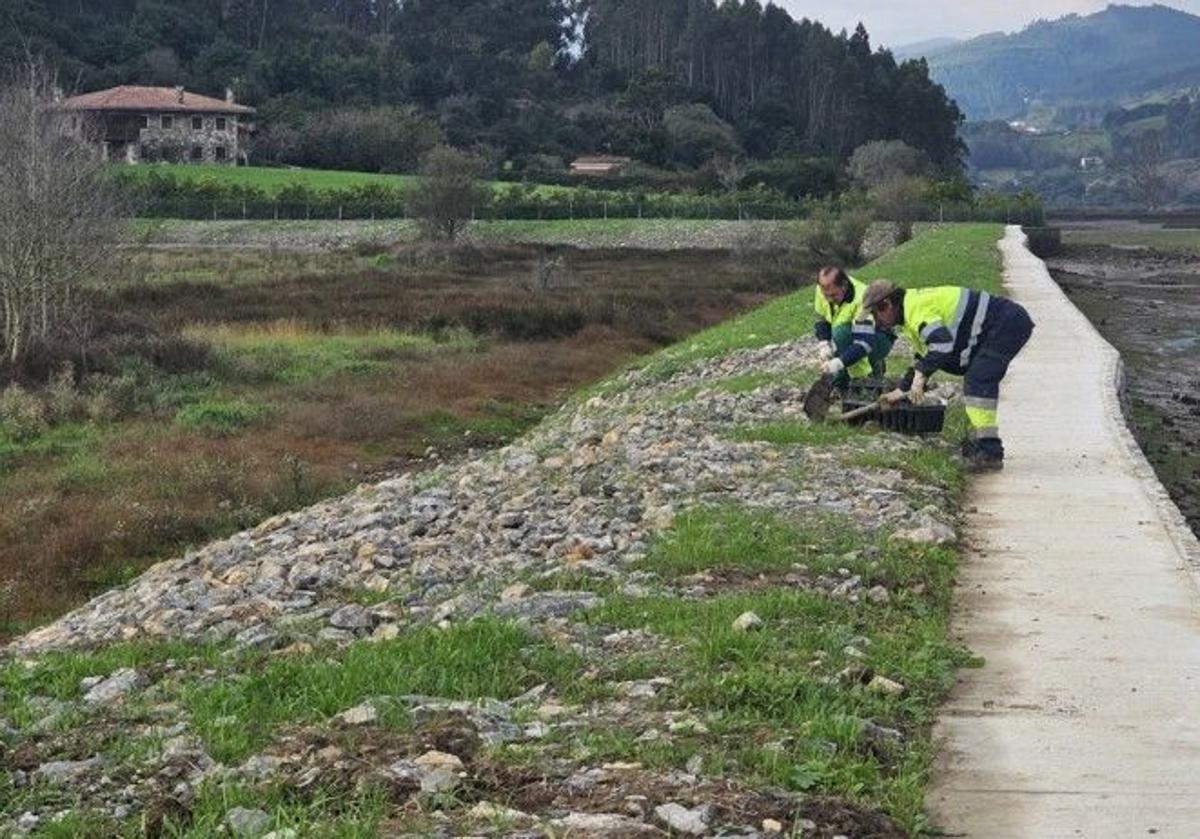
left=961, top=439, right=1004, bottom=472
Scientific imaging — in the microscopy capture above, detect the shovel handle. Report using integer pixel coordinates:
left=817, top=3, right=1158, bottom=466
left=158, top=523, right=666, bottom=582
left=836, top=402, right=880, bottom=423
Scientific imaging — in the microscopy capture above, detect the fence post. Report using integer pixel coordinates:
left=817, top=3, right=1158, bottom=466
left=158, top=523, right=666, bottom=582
left=338, top=204, right=343, bottom=221
left=637, top=203, right=642, bottom=219
left=273, top=202, right=278, bottom=221
left=939, top=203, right=944, bottom=223
left=603, top=201, right=607, bottom=220
left=212, top=202, right=218, bottom=221
left=305, top=203, right=311, bottom=221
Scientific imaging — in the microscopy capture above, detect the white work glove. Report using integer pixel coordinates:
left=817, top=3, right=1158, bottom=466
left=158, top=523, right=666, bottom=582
left=879, top=388, right=907, bottom=412
left=908, top=371, right=927, bottom=405
left=817, top=341, right=837, bottom=361
left=821, top=357, right=845, bottom=376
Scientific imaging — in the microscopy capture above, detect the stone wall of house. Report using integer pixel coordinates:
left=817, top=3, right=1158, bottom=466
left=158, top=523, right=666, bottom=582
left=132, top=112, right=243, bottom=165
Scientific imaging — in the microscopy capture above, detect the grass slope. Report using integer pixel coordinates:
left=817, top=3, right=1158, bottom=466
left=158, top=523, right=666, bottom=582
left=117, top=163, right=578, bottom=198
left=595, top=222, right=1003, bottom=388
left=1, top=223, right=1006, bottom=836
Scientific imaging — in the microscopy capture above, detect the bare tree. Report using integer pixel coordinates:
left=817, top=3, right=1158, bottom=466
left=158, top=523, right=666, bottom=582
left=712, top=155, right=745, bottom=194
left=0, top=59, right=127, bottom=373
left=1124, top=133, right=1172, bottom=211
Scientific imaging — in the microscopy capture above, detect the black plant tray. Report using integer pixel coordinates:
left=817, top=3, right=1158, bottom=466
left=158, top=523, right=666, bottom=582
left=842, top=378, right=946, bottom=435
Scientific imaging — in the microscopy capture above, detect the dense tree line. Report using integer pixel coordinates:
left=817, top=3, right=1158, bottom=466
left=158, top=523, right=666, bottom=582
left=2, top=0, right=964, bottom=176
left=582, top=3, right=963, bottom=166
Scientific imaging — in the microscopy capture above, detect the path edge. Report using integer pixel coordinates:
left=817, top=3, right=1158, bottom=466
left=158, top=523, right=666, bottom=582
left=1006, top=224, right=1200, bottom=568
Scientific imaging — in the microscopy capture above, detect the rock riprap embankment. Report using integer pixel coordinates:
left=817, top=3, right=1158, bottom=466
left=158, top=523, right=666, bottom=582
left=13, top=341, right=955, bottom=656
left=4, top=338, right=960, bottom=837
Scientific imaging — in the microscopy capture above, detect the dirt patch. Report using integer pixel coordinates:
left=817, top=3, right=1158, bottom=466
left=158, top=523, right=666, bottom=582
left=230, top=719, right=905, bottom=837
left=469, top=761, right=905, bottom=838
left=1048, top=235, right=1200, bottom=533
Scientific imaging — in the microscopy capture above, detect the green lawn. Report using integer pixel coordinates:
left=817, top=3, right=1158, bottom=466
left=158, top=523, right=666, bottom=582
left=116, top=163, right=580, bottom=198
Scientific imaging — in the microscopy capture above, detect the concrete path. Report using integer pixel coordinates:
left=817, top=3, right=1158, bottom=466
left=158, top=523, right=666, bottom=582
left=927, top=226, right=1200, bottom=837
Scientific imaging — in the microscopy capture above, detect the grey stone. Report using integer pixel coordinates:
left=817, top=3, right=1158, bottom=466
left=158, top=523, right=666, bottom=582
left=84, top=668, right=146, bottom=704
left=35, top=756, right=106, bottom=783
left=336, top=702, right=378, bottom=726
left=225, top=806, right=271, bottom=837
left=654, top=802, right=713, bottom=835
left=234, top=624, right=281, bottom=649
left=732, top=611, right=764, bottom=632
left=890, top=520, right=955, bottom=545
left=328, top=604, right=373, bottom=630
left=550, top=812, right=661, bottom=837
left=868, top=675, right=906, bottom=696
left=239, top=754, right=285, bottom=781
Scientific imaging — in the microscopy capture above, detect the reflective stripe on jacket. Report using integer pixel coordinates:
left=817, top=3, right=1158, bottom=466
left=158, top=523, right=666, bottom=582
left=899, top=286, right=992, bottom=376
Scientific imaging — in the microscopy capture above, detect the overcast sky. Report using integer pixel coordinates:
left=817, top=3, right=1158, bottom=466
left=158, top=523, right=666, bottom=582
left=775, top=0, right=1200, bottom=48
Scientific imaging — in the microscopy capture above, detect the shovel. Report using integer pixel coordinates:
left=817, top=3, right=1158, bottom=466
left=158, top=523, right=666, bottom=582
left=834, top=401, right=883, bottom=423
left=801, top=374, right=837, bottom=421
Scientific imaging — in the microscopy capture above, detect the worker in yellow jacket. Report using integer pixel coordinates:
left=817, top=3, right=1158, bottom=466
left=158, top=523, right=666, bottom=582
left=813, top=267, right=894, bottom=388
left=861, top=279, right=1034, bottom=471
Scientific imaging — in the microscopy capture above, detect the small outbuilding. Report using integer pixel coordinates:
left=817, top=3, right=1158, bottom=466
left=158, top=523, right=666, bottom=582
left=569, top=155, right=632, bottom=176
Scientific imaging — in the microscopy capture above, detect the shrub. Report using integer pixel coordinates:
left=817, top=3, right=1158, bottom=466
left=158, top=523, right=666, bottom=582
left=800, top=207, right=872, bottom=265
left=869, top=175, right=932, bottom=243
left=406, top=146, right=491, bottom=240
left=0, top=384, right=48, bottom=442
left=46, top=363, right=87, bottom=423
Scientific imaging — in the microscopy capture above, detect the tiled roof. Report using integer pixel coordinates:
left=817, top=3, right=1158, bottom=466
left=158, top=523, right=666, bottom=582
left=59, top=86, right=255, bottom=114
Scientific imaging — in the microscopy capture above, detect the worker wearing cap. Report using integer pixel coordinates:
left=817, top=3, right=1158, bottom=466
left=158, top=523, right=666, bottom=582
left=813, top=267, right=895, bottom=388
left=860, top=279, right=1034, bottom=470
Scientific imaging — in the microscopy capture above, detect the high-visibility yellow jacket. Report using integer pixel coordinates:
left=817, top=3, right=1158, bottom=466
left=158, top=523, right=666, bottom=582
left=814, top=275, right=868, bottom=332
left=898, top=286, right=993, bottom=376
left=813, top=276, right=876, bottom=377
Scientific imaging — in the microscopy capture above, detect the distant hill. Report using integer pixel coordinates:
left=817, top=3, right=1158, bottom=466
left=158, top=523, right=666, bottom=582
left=890, top=37, right=961, bottom=62
left=925, top=4, right=1200, bottom=121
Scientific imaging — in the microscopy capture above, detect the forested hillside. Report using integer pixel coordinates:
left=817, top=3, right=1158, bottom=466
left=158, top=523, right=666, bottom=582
left=923, top=4, right=1200, bottom=122
left=1, top=0, right=964, bottom=174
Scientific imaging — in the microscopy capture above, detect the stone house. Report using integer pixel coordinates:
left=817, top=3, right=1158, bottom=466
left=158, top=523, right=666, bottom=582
left=58, top=85, right=256, bottom=165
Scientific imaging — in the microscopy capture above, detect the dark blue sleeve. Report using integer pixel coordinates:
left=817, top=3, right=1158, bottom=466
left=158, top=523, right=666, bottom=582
left=814, top=319, right=832, bottom=341
left=914, top=323, right=955, bottom=375
left=838, top=320, right=875, bottom=366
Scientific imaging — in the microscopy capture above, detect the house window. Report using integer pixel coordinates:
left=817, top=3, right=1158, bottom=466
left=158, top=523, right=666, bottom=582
left=140, top=115, right=149, bottom=129
left=191, top=146, right=204, bottom=161
left=192, top=116, right=203, bottom=130
left=216, top=117, right=227, bottom=131
left=161, top=115, right=173, bottom=129
left=215, top=146, right=227, bottom=161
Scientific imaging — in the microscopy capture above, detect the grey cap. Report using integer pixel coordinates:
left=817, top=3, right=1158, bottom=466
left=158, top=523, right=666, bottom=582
left=861, top=279, right=897, bottom=311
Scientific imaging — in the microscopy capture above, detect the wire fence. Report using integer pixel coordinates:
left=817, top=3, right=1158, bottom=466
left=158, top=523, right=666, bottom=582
left=133, top=198, right=1045, bottom=226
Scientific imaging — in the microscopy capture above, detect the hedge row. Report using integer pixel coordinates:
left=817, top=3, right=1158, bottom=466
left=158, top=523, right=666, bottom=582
left=114, top=171, right=1043, bottom=225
